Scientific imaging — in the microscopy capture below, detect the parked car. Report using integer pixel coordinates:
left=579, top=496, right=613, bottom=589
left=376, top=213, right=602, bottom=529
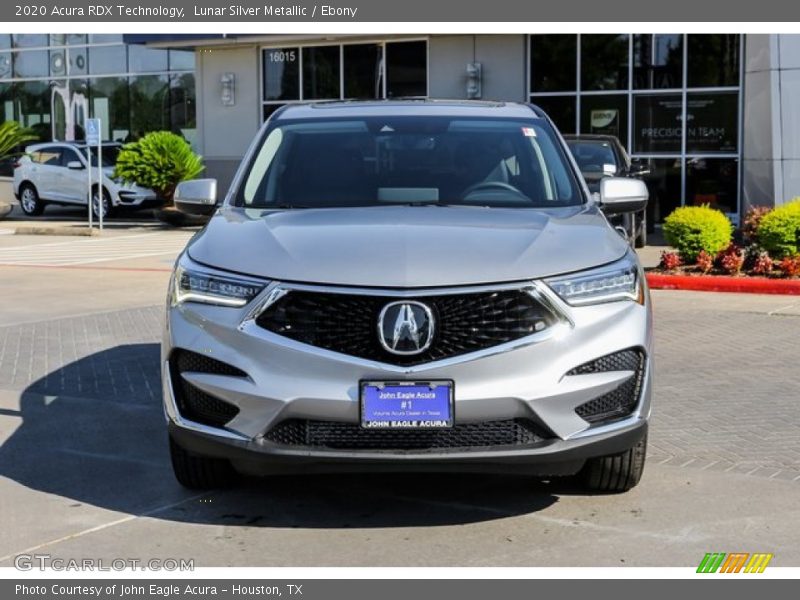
left=563, top=134, right=649, bottom=247
left=13, top=141, right=161, bottom=219
left=165, top=100, right=653, bottom=493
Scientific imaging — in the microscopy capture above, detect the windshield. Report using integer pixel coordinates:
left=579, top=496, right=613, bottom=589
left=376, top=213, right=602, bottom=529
left=79, top=145, right=120, bottom=168
left=236, top=116, right=583, bottom=209
left=566, top=140, right=617, bottom=174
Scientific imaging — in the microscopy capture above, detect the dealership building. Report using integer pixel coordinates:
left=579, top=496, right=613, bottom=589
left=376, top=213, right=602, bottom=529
left=2, top=33, right=800, bottom=225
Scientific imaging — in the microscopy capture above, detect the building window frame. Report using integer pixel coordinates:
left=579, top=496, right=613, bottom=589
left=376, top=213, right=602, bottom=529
left=528, top=33, right=743, bottom=223
left=260, top=37, right=429, bottom=121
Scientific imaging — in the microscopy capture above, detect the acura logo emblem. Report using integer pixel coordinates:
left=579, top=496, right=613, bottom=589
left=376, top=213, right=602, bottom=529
left=378, top=301, right=435, bottom=355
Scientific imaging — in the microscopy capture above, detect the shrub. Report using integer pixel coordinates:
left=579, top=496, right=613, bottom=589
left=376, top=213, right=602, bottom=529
left=718, top=244, right=745, bottom=275
left=695, top=250, right=714, bottom=274
left=750, top=250, right=774, bottom=276
left=659, top=250, right=682, bottom=271
left=757, top=199, right=800, bottom=258
left=742, top=205, right=772, bottom=244
left=0, top=121, right=37, bottom=161
left=662, top=205, right=733, bottom=262
left=778, top=255, right=800, bottom=278
left=113, top=131, right=203, bottom=204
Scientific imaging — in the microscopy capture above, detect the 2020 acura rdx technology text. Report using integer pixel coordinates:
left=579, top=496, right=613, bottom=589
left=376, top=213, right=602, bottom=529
left=163, top=100, right=653, bottom=493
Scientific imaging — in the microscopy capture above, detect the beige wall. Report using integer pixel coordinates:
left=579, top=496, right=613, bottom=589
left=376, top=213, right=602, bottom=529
left=196, top=44, right=261, bottom=194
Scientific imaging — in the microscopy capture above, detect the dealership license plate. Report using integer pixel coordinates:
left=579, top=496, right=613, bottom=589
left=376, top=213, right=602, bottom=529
left=360, top=381, right=454, bottom=429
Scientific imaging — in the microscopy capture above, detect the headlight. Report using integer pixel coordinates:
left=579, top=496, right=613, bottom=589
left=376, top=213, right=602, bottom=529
left=545, top=254, right=642, bottom=306
left=172, top=255, right=267, bottom=307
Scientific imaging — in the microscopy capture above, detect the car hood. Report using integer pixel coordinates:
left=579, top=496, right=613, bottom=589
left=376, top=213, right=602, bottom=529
left=187, top=205, right=629, bottom=288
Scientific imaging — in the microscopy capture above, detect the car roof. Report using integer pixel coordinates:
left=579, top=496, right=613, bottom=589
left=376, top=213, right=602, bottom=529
left=562, top=134, right=620, bottom=143
left=272, top=99, right=541, bottom=121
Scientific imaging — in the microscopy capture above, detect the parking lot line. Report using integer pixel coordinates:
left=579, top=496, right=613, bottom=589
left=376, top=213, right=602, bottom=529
left=0, top=232, right=194, bottom=266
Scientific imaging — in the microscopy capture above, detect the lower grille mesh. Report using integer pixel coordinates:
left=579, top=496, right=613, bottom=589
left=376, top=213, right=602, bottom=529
left=170, top=350, right=245, bottom=428
left=569, top=349, right=646, bottom=424
left=264, top=419, right=549, bottom=451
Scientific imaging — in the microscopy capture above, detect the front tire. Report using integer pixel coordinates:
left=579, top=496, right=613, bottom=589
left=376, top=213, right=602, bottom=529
left=91, top=187, right=115, bottom=220
left=19, top=184, right=45, bottom=216
left=581, top=434, right=647, bottom=493
left=169, top=434, right=237, bottom=490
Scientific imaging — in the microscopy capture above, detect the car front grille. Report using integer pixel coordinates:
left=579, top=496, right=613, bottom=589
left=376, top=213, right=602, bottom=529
left=255, top=288, right=557, bottom=366
left=569, top=348, right=646, bottom=424
left=264, top=418, right=550, bottom=452
left=170, top=349, right=246, bottom=428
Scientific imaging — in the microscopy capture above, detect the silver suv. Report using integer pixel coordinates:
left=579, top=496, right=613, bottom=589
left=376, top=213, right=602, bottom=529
left=164, top=100, right=652, bottom=493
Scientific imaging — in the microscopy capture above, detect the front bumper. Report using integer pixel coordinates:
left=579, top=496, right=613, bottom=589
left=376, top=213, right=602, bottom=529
left=163, top=279, right=653, bottom=475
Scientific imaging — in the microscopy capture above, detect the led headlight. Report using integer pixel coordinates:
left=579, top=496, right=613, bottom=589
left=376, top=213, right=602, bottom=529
left=545, top=253, right=642, bottom=306
left=172, top=255, right=267, bottom=308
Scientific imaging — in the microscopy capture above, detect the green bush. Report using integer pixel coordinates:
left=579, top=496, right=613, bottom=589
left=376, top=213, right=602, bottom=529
left=0, top=121, right=37, bottom=161
left=757, top=199, right=800, bottom=258
left=662, top=205, right=733, bottom=262
left=113, top=131, right=203, bottom=203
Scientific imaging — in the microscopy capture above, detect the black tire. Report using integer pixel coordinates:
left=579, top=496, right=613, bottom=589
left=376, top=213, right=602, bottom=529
left=168, top=434, right=237, bottom=490
left=634, top=212, right=647, bottom=248
left=19, top=183, right=45, bottom=216
left=581, top=434, right=647, bottom=493
left=91, top=187, right=115, bottom=220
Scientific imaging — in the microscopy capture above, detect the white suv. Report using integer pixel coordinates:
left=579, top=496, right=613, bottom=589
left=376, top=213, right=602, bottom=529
left=13, top=142, right=160, bottom=219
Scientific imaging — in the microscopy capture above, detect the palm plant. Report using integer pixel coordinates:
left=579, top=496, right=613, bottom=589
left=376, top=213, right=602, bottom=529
left=0, top=121, right=37, bottom=162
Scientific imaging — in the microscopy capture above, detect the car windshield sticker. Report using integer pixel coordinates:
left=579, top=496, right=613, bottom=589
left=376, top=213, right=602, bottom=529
left=522, top=127, right=537, bottom=137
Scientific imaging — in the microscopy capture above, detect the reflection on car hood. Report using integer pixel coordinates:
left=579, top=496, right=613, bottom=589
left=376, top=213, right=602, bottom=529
left=187, top=205, right=629, bottom=288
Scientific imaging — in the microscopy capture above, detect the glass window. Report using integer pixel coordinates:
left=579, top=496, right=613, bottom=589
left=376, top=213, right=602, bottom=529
left=0, top=52, right=12, bottom=80
left=633, top=34, right=682, bottom=90
left=68, top=46, right=88, bottom=76
left=49, top=49, right=68, bottom=77
left=128, top=45, right=168, bottom=73
left=37, top=147, right=63, bottom=166
left=238, top=117, right=582, bottom=209
left=580, top=94, right=628, bottom=144
left=90, top=34, right=123, bottom=44
left=687, top=35, right=740, bottom=88
left=530, top=35, right=577, bottom=92
left=13, top=50, right=48, bottom=78
left=263, top=103, right=286, bottom=122
left=129, top=75, right=169, bottom=138
left=302, top=45, right=340, bottom=100
left=0, top=35, right=10, bottom=50
left=89, top=45, right=127, bottom=75
left=385, top=41, right=427, bottom=97
left=633, top=94, right=682, bottom=153
left=641, top=158, right=682, bottom=224
left=89, top=77, right=131, bottom=142
left=581, top=35, right=629, bottom=91
left=14, top=81, right=52, bottom=141
left=169, top=50, right=195, bottom=71
left=263, top=47, right=299, bottom=101
left=0, top=82, right=11, bottom=122
left=531, top=95, right=576, bottom=134
left=686, top=92, right=738, bottom=153
left=13, top=35, right=47, bottom=49
left=169, top=73, right=196, bottom=147
left=344, top=44, right=382, bottom=99
left=686, top=157, right=738, bottom=213
left=61, top=147, right=82, bottom=166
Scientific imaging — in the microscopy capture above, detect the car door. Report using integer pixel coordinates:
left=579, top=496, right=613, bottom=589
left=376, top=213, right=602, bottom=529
left=32, top=146, right=65, bottom=201
left=59, top=147, right=88, bottom=204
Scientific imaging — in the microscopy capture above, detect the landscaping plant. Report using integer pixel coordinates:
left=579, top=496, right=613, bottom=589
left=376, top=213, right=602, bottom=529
left=757, top=199, right=800, bottom=258
left=718, top=244, right=745, bottom=275
left=742, top=205, right=772, bottom=245
left=662, top=205, right=733, bottom=262
left=778, top=255, right=800, bottom=278
left=113, top=131, right=203, bottom=205
left=750, top=250, right=774, bottom=276
left=659, top=250, right=682, bottom=272
left=695, top=250, right=714, bottom=274
left=0, top=121, right=37, bottom=161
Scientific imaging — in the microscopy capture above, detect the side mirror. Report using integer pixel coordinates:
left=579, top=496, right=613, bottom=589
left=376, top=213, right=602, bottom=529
left=600, top=177, right=649, bottom=215
left=174, top=179, right=218, bottom=216
left=66, top=161, right=84, bottom=170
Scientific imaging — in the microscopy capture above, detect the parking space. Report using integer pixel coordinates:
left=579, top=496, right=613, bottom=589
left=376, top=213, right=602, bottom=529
left=0, top=228, right=798, bottom=567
